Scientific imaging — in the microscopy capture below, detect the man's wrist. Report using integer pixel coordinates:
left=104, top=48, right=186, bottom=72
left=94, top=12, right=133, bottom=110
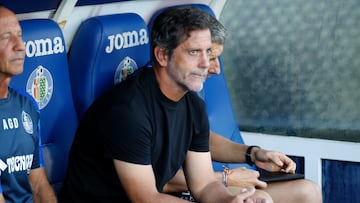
left=221, top=165, right=230, bottom=187
left=245, top=145, right=260, bottom=166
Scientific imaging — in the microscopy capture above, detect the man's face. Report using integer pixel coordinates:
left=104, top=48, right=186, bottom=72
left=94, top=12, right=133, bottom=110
left=208, top=42, right=224, bottom=77
left=0, top=7, right=26, bottom=78
left=166, top=29, right=212, bottom=92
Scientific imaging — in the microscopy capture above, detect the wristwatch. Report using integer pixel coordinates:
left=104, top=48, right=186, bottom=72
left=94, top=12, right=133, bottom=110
left=246, top=145, right=260, bottom=166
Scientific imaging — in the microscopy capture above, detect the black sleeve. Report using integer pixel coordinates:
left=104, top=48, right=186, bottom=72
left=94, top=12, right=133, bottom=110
left=188, top=93, right=210, bottom=153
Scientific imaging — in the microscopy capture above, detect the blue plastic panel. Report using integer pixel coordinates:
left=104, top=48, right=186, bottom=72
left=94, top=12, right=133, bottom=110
left=322, top=159, right=360, bottom=202
left=1, top=0, right=130, bottom=14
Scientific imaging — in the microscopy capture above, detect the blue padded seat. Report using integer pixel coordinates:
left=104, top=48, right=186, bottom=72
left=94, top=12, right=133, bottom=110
left=69, top=13, right=150, bottom=120
left=203, top=59, right=250, bottom=171
left=9, top=19, right=79, bottom=193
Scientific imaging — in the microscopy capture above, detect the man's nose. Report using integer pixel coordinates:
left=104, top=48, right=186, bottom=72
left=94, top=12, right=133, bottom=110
left=15, top=36, right=26, bottom=51
left=208, top=60, right=221, bottom=75
left=199, top=51, right=210, bottom=69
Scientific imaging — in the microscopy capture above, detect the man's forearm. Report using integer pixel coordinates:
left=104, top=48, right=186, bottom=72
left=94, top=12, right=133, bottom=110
left=163, top=170, right=189, bottom=193
left=210, top=131, right=248, bottom=163
left=33, top=182, right=57, bottom=203
left=165, top=168, right=246, bottom=194
left=195, top=180, right=236, bottom=203
left=29, top=168, right=57, bottom=203
left=0, top=193, right=5, bottom=203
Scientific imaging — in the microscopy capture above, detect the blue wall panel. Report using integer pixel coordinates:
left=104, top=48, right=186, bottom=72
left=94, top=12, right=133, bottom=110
left=322, top=159, right=360, bottom=202
left=1, top=0, right=130, bottom=14
left=1, top=0, right=61, bottom=14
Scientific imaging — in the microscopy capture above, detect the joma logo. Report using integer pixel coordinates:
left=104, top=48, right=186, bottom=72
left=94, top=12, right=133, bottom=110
left=25, top=36, right=65, bottom=57
left=105, top=28, right=148, bottom=53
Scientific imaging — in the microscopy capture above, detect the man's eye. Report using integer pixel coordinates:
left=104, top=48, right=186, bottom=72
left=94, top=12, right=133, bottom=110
left=0, top=34, right=10, bottom=40
left=189, top=50, right=197, bottom=55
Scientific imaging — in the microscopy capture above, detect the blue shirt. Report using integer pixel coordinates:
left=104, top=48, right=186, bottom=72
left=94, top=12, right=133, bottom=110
left=0, top=87, right=42, bottom=203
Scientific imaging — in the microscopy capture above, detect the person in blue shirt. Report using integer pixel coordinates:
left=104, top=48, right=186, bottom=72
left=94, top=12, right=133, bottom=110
left=0, top=5, right=57, bottom=203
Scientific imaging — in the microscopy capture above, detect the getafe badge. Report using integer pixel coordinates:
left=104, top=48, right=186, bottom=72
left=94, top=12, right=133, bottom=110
left=22, top=110, right=33, bottom=134
left=114, top=56, right=138, bottom=84
left=26, top=65, right=53, bottom=109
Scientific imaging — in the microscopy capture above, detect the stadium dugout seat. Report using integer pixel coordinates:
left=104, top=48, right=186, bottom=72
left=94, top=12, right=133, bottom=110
left=148, top=4, right=250, bottom=172
left=203, top=58, right=249, bottom=171
left=68, top=12, right=150, bottom=120
left=9, top=19, right=79, bottom=194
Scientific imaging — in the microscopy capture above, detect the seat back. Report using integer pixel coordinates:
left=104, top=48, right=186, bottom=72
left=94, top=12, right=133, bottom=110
left=9, top=19, right=78, bottom=193
left=69, top=13, right=150, bottom=120
left=203, top=59, right=250, bottom=171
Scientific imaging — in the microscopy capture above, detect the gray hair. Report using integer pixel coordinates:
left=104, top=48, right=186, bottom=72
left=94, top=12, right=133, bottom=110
left=210, top=16, right=226, bottom=45
left=151, top=6, right=213, bottom=60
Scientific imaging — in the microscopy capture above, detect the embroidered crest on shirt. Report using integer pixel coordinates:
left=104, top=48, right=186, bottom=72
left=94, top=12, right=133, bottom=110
left=22, top=111, right=33, bottom=134
left=26, top=65, right=54, bottom=109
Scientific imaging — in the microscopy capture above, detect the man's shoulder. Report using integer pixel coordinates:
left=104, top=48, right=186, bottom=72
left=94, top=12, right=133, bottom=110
left=8, top=87, right=39, bottom=111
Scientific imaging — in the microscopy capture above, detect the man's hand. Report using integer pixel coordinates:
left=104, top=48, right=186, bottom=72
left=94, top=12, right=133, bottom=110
left=230, top=188, right=267, bottom=203
left=253, top=149, right=296, bottom=174
left=226, top=167, right=267, bottom=189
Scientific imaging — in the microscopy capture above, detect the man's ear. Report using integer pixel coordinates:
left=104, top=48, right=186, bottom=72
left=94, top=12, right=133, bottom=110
left=153, top=46, right=168, bottom=67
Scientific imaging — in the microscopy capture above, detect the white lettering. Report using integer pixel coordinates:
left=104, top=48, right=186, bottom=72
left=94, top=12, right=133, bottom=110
left=3, top=119, right=8, bottom=130
left=13, top=117, right=19, bottom=128
left=6, top=154, right=33, bottom=174
left=105, top=28, right=149, bottom=53
left=139, top=29, right=148, bottom=45
left=122, top=30, right=139, bottom=48
left=7, top=118, right=13, bottom=129
left=53, top=37, right=65, bottom=54
left=25, top=36, right=65, bottom=57
left=2, top=118, right=19, bottom=130
left=114, top=34, right=124, bottom=50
